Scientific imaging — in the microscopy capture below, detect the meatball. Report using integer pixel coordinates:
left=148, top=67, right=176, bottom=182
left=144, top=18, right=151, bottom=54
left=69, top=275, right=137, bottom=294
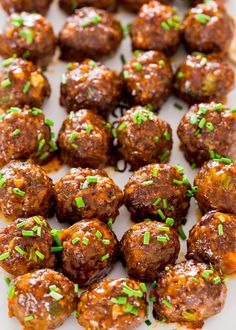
left=151, top=260, right=227, bottom=328
left=54, top=167, right=123, bottom=224
left=77, top=278, right=147, bottom=330
left=58, top=7, right=122, bottom=62
left=0, top=160, right=54, bottom=221
left=0, top=0, right=53, bottom=15
left=60, top=60, right=122, bottom=117
left=191, top=0, right=224, bottom=7
left=60, top=219, right=118, bottom=286
left=116, top=106, right=173, bottom=170
left=187, top=211, right=236, bottom=275
left=174, top=53, right=234, bottom=104
left=130, top=1, right=181, bottom=55
left=59, top=0, right=117, bottom=15
left=182, top=2, right=234, bottom=54
left=194, top=160, right=236, bottom=215
left=0, top=57, right=50, bottom=111
left=58, top=109, right=113, bottom=168
left=124, top=164, right=191, bottom=226
left=8, top=269, right=77, bottom=330
left=0, top=216, right=55, bottom=276
left=122, top=51, right=173, bottom=111
left=120, top=221, right=180, bottom=282
left=177, top=102, right=236, bottom=167
left=0, top=106, right=57, bottom=167
left=121, top=0, right=172, bottom=12
left=0, top=12, right=57, bottom=68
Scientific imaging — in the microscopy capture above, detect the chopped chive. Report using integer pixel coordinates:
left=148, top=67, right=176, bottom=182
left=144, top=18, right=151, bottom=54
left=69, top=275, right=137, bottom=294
left=123, top=70, right=129, bottom=79
left=130, top=307, right=138, bottom=315
left=198, top=117, right=206, bottom=129
left=152, top=167, right=159, bottom=177
left=108, top=218, right=113, bottom=230
left=142, top=180, right=153, bottom=186
left=74, top=284, right=79, bottom=293
left=201, top=269, right=213, bottom=279
left=88, top=60, right=97, bottom=68
left=160, top=150, right=170, bottom=162
left=122, top=284, right=143, bottom=298
left=172, top=179, right=182, bottom=185
left=177, top=226, right=187, bottom=240
left=36, top=227, right=41, bottom=237
left=82, top=237, right=89, bottom=246
left=61, top=74, right=67, bottom=84
left=157, top=236, right=168, bottom=243
left=206, top=122, right=214, bottom=131
left=69, top=132, right=78, bottom=142
left=15, top=246, right=25, bottom=255
left=23, top=81, right=31, bottom=94
left=86, top=176, right=98, bottom=183
left=195, top=13, right=211, bottom=24
left=24, top=315, right=34, bottom=322
left=140, top=282, right=147, bottom=292
left=75, top=197, right=85, bottom=208
left=154, top=136, right=159, bottom=143
left=12, top=129, right=21, bottom=136
left=159, top=226, right=170, bottom=232
left=133, top=62, right=142, bottom=71
left=143, top=232, right=150, bottom=245
left=101, top=253, right=109, bottom=261
left=5, top=277, right=11, bottom=286
left=102, top=239, right=110, bottom=245
left=2, top=57, right=16, bottom=67
left=12, top=188, right=25, bottom=197
left=72, top=237, right=80, bottom=245
left=157, top=209, right=166, bottom=220
left=86, top=124, right=93, bottom=134
left=149, top=296, right=156, bottom=302
left=163, top=131, right=170, bottom=141
left=174, top=102, right=183, bottom=110
left=111, top=296, right=127, bottom=304
left=45, top=118, right=54, bottom=126
left=49, top=291, right=63, bottom=301
left=219, top=215, right=225, bottom=223
left=0, top=252, right=10, bottom=260
left=177, top=72, right=184, bottom=79
left=19, top=29, right=34, bottom=44
left=8, top=285, right=15, bottom=299
left=95, top=230, right=102, bottom=239
left=161, top=21, right=170, bottom=30
left=192, top=277, right=199, bottom=283
left=120, top=54, right=126, bottom=65
left=35, top=250, right=45, bottom=260
left=0, top=177, right=6, bottom=187
left=162, top=299, right=172, bottom=308
left=218, top=224, right=224, bottom=236
left=145, top=320, right=152, bottom=326
left=50, top=246, right=63, bottom=252
left=118, top=121, right=127, bottom=131
left=182, top=310, right=196, bottom=321
left=1, top=79, right=11, bottom=88
left=152, top=280, right=157, bottom=289
left=22, top=230, right=34, bottom=237
left=213, top=276, right=221, bottom=284
left=153, top=197, right=161, bottom=206
left=162, top=198, right=167, bottom=208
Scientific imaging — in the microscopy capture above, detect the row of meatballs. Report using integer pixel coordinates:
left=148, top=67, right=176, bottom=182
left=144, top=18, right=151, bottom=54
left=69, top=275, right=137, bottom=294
left=0, top=56, right=235, bottom=169
left=0, top=0, right=226, bottom=15
left=1, top=210, right=235, bottom=329
left=0, top=1, right=234, bottom=68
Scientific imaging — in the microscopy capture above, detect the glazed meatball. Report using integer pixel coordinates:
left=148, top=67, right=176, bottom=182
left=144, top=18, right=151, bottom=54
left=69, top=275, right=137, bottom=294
left=122, top=51, right=173, bottom=111
left=54, top=167, right=123, bottom=224
left=0, top=12, right=57, bottom=68
left=58, top=7, right=122, bottom=62
left=182, top=2, right=234, bottom=54
left=0, top=106, right=57, bottom=167
left=177, top=102, right=236, bottom=167
left=120, top=221, right=180, bottom=281
left=60, top=219, right=118, bottom=286
left=121, top=0, right=172, bottom=12
left=0, top=57, right=50, bottom=111
left=77, top=278, right=147, bottom=330
left=187, top=211, right=236, bottom=275
left=0, top=216, right=55, bottom=276
left=0, top=160, right=54, bottom=221
left=124, top=164, right=191, bottom=226
left=0, top=0, right=53, bottom=15
left=151, top=260, right=227, bottom=328
left=174, top=53, right=234, bottom=104
left=59, top=0, right=117, bottom=15
left=116, top=106, right=173, bottom=170
left=194, top=160, right=236, bottom=215
left=8, top=269, right=77, bottom=330
left=60, top=60, right=122, bottom=117
left=131, top=1, right=181, bottom=55
left=58, top=109, right=113, bottom=168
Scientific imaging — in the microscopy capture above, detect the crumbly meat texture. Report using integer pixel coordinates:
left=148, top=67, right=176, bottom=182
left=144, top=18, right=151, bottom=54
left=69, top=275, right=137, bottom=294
left=0, top=12, right=57, bottom=68
left=116, top=106, right=173, bottom=170
left=151, top=259, right=227, bottom=328
left=0, top=160, right=55, bottom=221
left=123, top=163, right=191, bottom=226
left=58, top=7, right=122, bottom=62
left=0, top=0, right=53, bottom=15
left=77, top=278, right=147, bottom=330
left=121, top=0, right=172, bottom=12
left=8, top=269, right=77, bottom=330
left=0, top=216, right=55, bottom=276
left=0, top=57, right=50, bottom=111
left=54, top=167, right=123, bottom=224
left=60, top=61, right=122, bottom=117
left=59, top=0, right=118, bottom=15
left=60, top=219, right=119, bottom=286
left=120, top=221, right=180, bottom=281
left=121, top=51, right=173, bottom=111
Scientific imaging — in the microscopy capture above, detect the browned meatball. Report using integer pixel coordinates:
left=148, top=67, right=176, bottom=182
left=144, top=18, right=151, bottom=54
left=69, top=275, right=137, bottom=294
left=8, top=269, right=77, bottom=330
left=0, top=160, right=54, bottom=221
left=58, top=109, right=113, bottom=168
left=0, top=57, right=50, bottom=111
left=58, top=7, right=122, bottom=62
left=122, top=51, right=173, bottom=111
left=0, top=106, right=57, bottom=167
left=194, top=160, right=236, bottom=215
left=121, top=0, right=172, bottom=12
left=77, top=278, right=147, bottom=330
left=174, top=53, right=234, bottom=105
left=124, top=164, right=191, bottom=226
left=120, top=221, right=180, bottom=281
left=150, top=260, right=227, bottom=328
left=60, top=219, right=118, bottom=286
left=59, top=0, right=117, bottom=15
left=60, top=61, right=122, bottom=117
left=187, top=211, right=236, bottom=275
left=0, top=216, right=55, bottom=276
left=0, top=12, right=57, bottom=68
left=182, top=2, right=234, bottom=54
left=54, top=167, right=123, bottom=224
left=0, top=0, right=53, bottom=15
left=116, top=106, right=173, bottom=170
left=177, top=102, right=236, bottom=167
left=131, top=1, right=181, bottom=55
